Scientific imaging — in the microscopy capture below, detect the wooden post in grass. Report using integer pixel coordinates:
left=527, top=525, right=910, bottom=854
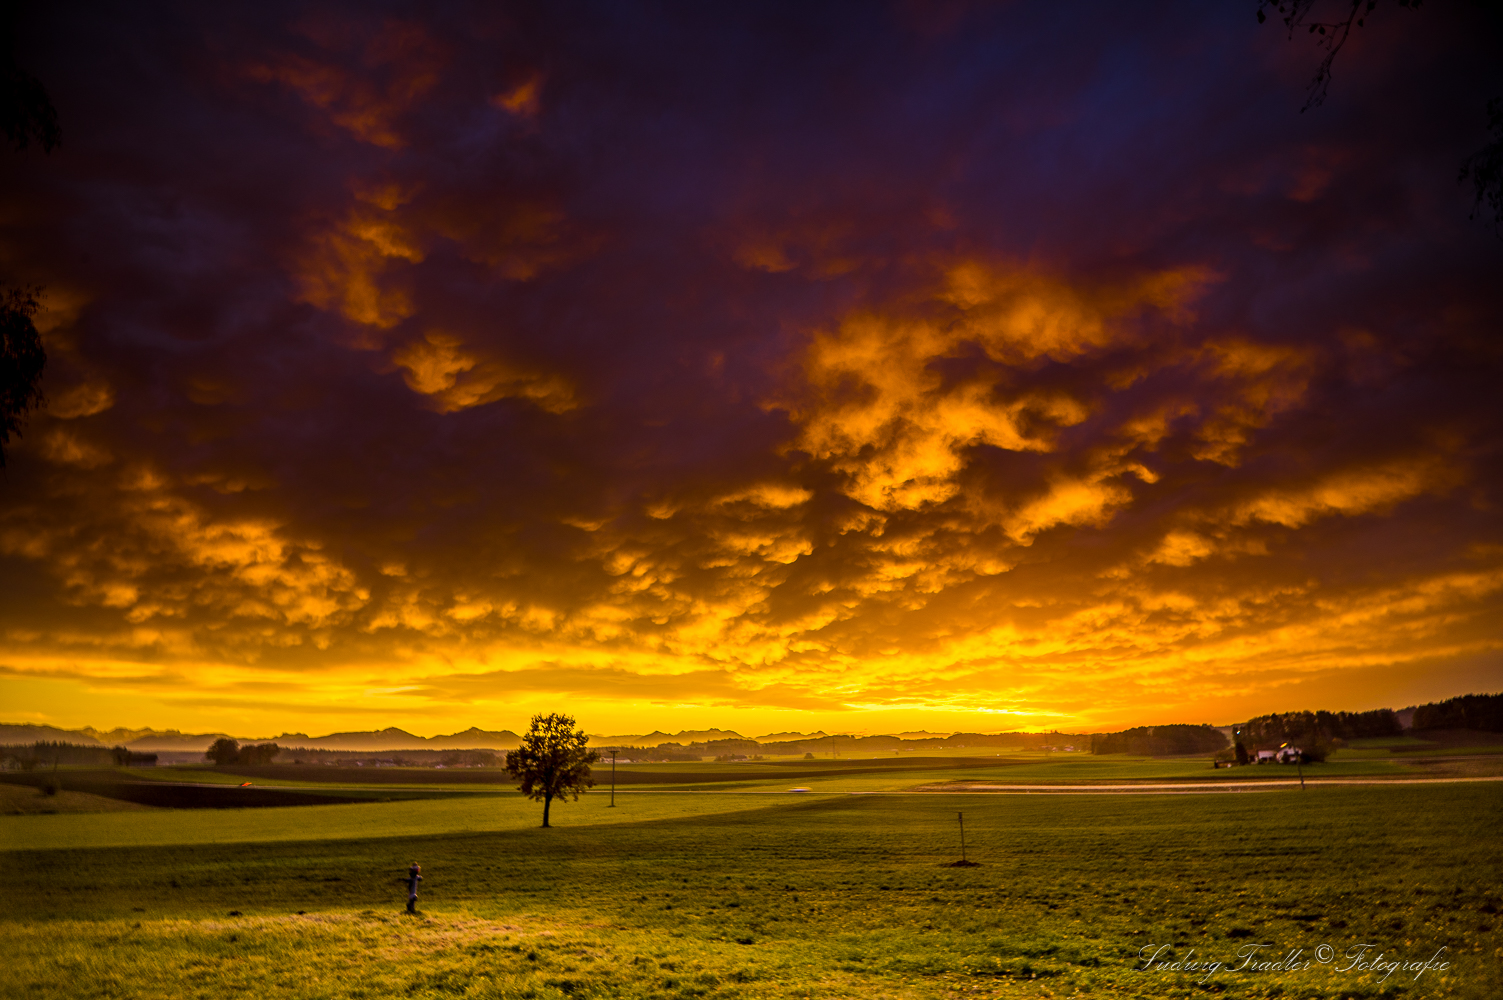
left=1281, top=743, right=1305, bottom=790
left=958, top=811, right=967, bottom=863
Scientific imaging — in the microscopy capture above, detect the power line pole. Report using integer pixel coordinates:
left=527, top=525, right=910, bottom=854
left=608, top=748, right=618, bottom=807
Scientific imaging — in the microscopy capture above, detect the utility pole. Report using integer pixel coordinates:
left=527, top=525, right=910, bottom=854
left=957, top=811, right=967, bottom=863
left=608, top=748, right=618, bottom=807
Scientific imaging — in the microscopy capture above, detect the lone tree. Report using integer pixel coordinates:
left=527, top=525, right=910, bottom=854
left=205, top=737, right=240, bottom=766
left=505, top=713, right=598, bottom=827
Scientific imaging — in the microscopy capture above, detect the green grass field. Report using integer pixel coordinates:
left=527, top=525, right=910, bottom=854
left=7, top=780, right=1501, bottom=999
left=100, top=747, right=1503, bottom=789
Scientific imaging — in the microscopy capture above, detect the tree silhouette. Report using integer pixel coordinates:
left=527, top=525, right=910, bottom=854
left=1, top=7, right=58, bottom=467
left=205, top=737, right=240, bottom=765
left=1, top=4, right=60, bottom=153
left=1459, top=98, right=1503, bottom=229
left=1255, top=0, right=1502, bottom=231
left=1255, top=0, right=1427, bottom=113
left=239, top=742, right=282, bottom=765
left=505, top=713, right=598, bottom=827
left=1, top=285, right=45, bottom=467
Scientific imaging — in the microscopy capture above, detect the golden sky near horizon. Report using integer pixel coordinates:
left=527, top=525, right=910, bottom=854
left=2, top=4, right=1500, bottom=739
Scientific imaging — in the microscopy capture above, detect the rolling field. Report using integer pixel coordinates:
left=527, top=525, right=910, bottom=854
left=24, top=744, right=1495, bottom=795
left=7, top=779, right=1501, bottom=999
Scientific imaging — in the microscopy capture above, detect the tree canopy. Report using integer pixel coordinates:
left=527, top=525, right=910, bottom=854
left=205, top=737, right=240, bottom=766
left=1, top=4, right=60, bottom=153
left=0, top=285, right=46, bottom=468
left=505, top=713, right=599, bottom=828
left=1, top=8, right=59, bottom=470
left=204, top=738, right=281, bottom=766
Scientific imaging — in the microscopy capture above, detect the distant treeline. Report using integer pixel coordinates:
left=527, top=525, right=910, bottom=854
left=1412, top=692, right=1503, bottom=732
left=1089, top=725, right=1228, bottom=756
left=1, top=742, right=157, bottom=769
left=608, top=745, right=708, bottom=762
left=207, top=739, right=501, bottom=768
left=280, top=747, right=501, bottom=767
left=635, top=732, right=1084, bottom=757
left=1239, top=709, right=1401, bottom=746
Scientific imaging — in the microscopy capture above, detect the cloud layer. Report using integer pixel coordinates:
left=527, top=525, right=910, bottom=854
left=1, top=1, right=1500, bottom=735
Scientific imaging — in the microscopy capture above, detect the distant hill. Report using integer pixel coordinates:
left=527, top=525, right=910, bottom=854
left=0, top=725, right=233, bottom=751
left=753, top=731, right=828, bottom=743
left=268, top=727, right=522, bottom=750
left=0, top=723, right=521, bottom=752
left=79, top=727, right=224, bottom=747
left=426, top=727, right=522, bottom=749
left=0, top=724, right=106, bottom=746
left=1412, top=692, right=1503, bottom=732
left=1090, top=724, right=1228, bottom=756
left=122, top=730, right=236, bottom=751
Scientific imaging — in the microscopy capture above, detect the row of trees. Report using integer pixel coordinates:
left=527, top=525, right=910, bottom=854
left=2, top=740, right=111, bottom=769
left=204, top=738, right=282, bottom=766
left=1412, top=692, right=1503, bottom=732
left=109, top=746, right=158, bottom=766
left=597, top=745, right=704, bottom=763
left=1089, top=725, right=1229, bottom=756
left=1239, top=709, right=1401, bottom=746
left=657, top=731, right=1086, bottom=758
left=1, top=741, right=156, bottom=769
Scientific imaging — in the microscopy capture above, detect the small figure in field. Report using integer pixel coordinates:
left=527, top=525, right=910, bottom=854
left=403, top=862, right=422, bottom=913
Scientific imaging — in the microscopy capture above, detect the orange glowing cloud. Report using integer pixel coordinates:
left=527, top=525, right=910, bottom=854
left=778, top=262, right=1216, bottom=517
left=298, top=194, right=424, bottom=333
left=392, top=331, right=576, bottom=413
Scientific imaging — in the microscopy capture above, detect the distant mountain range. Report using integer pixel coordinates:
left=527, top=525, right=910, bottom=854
left=267, top=727, right=524, bottom=751
left=0, top=723, right=895, bottom=752
left=0, top=723, right=522, bottom=752
left=589, top=729, right=833, bottom=745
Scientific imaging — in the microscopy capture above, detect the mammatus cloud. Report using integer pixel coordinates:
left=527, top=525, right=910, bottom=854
left=0, top=2, right=1498, bottom=735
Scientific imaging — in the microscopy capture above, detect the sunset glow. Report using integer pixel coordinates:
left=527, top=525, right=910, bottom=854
left=2, top=3, right=1500, bottom=739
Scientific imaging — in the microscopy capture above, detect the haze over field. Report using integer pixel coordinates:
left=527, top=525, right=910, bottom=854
left=2, top=2, right=1500, bottom=739
left=0, top=722, right=842, bottom=751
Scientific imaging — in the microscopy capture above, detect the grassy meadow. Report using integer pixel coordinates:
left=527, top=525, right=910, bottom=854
left=7, top=755, right=1502, bottom=1000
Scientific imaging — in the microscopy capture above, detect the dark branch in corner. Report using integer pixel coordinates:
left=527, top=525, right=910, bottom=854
left=1459, top=97, right=1503, bottom=233
left=1255, top=0, right=1423, bottom=112
left=0, top=2, right=61, bottom=153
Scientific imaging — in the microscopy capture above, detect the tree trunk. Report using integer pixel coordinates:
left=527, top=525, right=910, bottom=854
left=542, top=792, right=552, bottom=827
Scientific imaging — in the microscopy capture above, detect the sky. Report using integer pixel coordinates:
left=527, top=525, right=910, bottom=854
left=2, top=0, right=1501, bottom=739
